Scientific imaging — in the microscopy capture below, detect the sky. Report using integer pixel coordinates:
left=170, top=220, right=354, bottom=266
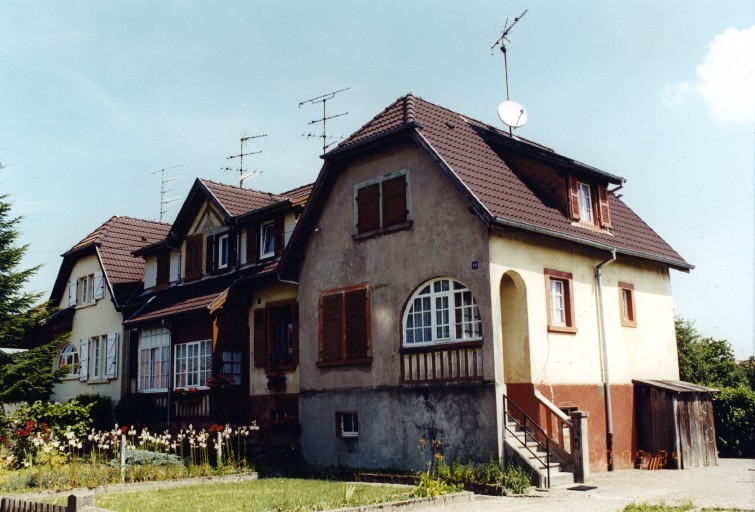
left=1, top=1, right=753, bottom=358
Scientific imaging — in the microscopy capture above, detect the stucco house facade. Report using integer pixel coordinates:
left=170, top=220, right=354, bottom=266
left=122, top=178, right=310, bottom=437
left=49, top=216, right=170, bottom=405
left=281, top=94, right=691, bottom=476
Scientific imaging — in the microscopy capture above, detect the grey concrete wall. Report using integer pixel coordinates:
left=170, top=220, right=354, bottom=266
left=299, top=384, right=498, bottom=470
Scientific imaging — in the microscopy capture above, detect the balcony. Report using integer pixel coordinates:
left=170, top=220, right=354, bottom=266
left=400, top=341, right=483, bottom=384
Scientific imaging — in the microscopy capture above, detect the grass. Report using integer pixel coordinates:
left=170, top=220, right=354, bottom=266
left=44, top=478, right=414, bottom=512
left=622, top=501, right=739, bottom=512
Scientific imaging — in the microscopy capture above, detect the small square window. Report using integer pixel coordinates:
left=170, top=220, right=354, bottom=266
left=619, top=281, right=637, bottom=328
left=337, top=412, right=358, bottom=438
left=222, top=351, right=243, bottom=385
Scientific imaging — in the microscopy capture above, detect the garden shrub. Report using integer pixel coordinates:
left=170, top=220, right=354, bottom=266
left=114, top=393, right=164, bottom=427
left=72, top=394, right=113, bottom=431
left=712, top=386, right=755, bottom=458
left=109, top=449, right=183, bottom=467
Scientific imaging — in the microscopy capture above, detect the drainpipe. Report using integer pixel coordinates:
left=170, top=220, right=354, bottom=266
left=595, top=249, right=617, bottom=471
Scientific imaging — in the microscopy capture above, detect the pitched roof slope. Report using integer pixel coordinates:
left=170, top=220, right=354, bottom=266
left=335, top=94, right=689, bottom=269
left=64, top=216, right=170, bottom=284
left=201, top=179, right=287, bottom=217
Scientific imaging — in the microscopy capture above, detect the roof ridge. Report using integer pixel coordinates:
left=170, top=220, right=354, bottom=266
left=403, top=92, right=416, bottom=124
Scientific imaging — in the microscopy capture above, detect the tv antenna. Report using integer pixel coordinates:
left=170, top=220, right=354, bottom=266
left=491, top=10, right=529, bottom=134
left=299, top=87, right=350, bottom=155
left=150, top=165, right=183, bottom=222
left=221, top=133, right=267, bottom=187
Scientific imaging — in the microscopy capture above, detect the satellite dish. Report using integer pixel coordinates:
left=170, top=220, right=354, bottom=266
left=497, top=100, right=528, bottom=129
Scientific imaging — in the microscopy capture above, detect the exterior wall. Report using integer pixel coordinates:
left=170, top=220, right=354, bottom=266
left=52, top=254, right=124, bottom=404
left=143, top=251, right=180, bottom=289
left=298, top=141, right=493, bottom=468
left=489, top=228, right=679, bottom=470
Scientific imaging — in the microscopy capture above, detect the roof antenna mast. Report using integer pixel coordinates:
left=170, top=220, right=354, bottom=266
left=149, top=165, right=183, bottom=222
left=491, top=10, right=529, bottom=135
left=299, top=87, right=350, bottom=155
left=221, top=133, right=267, bottom=188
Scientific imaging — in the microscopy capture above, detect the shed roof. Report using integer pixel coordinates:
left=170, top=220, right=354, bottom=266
left=633, top=379, right=718, bottom=394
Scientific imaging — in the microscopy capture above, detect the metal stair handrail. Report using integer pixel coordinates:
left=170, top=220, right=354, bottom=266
left=503, top=394, right=551, bottom=487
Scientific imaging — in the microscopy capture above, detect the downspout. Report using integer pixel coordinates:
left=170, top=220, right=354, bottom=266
left=595, top=248, right=617, bottom=471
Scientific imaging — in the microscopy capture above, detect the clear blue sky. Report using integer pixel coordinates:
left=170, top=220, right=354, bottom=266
left=1, top=1, right=752, bottom=358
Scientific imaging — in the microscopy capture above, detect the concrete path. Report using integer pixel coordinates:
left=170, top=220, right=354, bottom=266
left=439, top=458, right=754, bottom=512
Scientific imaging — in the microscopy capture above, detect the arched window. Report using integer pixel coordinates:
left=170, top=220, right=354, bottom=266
left=403, top=278, right=482, bottom=346
left=58, top=343, right=79, bottom=374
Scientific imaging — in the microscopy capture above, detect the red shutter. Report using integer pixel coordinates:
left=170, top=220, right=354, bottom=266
left=321, top=294, right=344, bottom=361
left=253, top=308, right=268, bottom=368
left=356, top=183, right=380, bottom=233
left=597, top=185, right=612, bottom=228
left=274, top=215, right=285, bottom=257
left=292, top=302, right=299, bottom=364
left=568, top=176, right=580, bottom=221
left=344, top=289, right=369, bottom=360
left=382, top=175, right=407, bottom=227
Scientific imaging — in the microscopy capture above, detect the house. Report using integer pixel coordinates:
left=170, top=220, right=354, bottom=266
left=48, top=216, right=170, bottom=405
left=122, top=178, right=310, bottom=437
left=280, top=93, right=692, bottom=480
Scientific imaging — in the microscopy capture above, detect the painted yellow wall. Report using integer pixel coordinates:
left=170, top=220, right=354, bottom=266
left=488, top=228, right=679, bottom=388
left=52, top=253, right=125, bottom=404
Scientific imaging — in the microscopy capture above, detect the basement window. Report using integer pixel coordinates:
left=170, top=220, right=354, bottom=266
left=336, top=412, right=358, bottom=439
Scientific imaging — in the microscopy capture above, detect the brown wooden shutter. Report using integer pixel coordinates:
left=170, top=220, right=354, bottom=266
left=185, top=234, right=203, bottom=280
left=344, top=289, right=369, bottom=360
left=568, top=176, right=580, bottom=221
left=292, top=302, right=299, bottom=364
left=206, top=234, right=215, bottom=273
left=382, top=175, right=407, bottom=227
left=246, top=224, right=257, bottom=264
left=274, top=215, right=285, bottom=257
left=321, top=294, right=343, bottom=361
left=597, top=185, right=612, bottom=228
left=156, top=251, right=169, bottom=286
left=356, top=183, right=380, bottom=233
left=253, top=308, right=268, bottom=368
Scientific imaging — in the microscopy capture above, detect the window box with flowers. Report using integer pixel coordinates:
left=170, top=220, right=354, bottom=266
left=174, top=387, right=204, bottom=405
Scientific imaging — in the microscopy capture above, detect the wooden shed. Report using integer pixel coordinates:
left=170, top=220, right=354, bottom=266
left=633, top=379, right=718, bottom=469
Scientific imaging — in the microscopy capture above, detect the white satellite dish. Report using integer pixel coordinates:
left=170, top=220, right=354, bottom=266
left=497, top=100, right=528, bottom=129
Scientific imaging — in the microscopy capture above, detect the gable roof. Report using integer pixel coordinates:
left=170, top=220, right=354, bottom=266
left=51, top=216, right=171, bottom=305
left=282, top=93, right=691, bottom=277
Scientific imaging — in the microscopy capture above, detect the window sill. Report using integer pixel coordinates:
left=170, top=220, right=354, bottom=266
left=352, top=221, right=412, bottom=241
left=138, top=388, right=169, bottom=394
left=60, top=374, right=80, bottom=381
left=317, top=357, right=372, bottom=368
left=620, top=320, right=637, bottom=328
left=547, top=325, right=577, bottom=334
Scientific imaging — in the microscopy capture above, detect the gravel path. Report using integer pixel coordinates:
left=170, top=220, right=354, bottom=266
left=439, top=458, right=754, bottom=512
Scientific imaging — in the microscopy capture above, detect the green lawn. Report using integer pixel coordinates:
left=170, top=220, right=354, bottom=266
left=60, top=479, right=415, bottom=512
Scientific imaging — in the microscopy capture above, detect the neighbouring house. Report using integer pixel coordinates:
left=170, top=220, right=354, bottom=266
left=47, top=216, right=170, bottom=405
left=122, top=178, right=310, bottom=441
left=280, top=93, right=692, bottom=483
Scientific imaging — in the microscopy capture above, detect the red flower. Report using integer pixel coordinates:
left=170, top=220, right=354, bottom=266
left=208, top=424, right=224, bottom=433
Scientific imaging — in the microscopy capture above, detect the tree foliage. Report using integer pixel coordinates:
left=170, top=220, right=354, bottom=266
left=675, top=318, right=748, bottom=389
left=0, top=338, right=70, bottom=403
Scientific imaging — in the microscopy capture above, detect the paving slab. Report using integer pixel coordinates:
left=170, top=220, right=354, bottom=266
left=437, top=458, right=755, bottom=512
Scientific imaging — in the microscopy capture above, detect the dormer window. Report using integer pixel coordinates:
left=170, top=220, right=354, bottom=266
left=260, top=221, right=275, bottom=259
left=217, top=233, right=230, bottom=269
left=353, top=169, right=411, bottom=238
left=568, top=176, right=611, bottom=229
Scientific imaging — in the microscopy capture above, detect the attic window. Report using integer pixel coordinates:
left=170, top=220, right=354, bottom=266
left=353, top=169, right=411, bottom=238
left=568, top=176, right=612, bottom=229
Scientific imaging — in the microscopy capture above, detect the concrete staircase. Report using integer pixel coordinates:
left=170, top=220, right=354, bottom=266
left=503, top=416, right=575, bottom=488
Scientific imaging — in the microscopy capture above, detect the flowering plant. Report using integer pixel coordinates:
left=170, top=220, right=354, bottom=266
left=206, top=373, right=236, bottom=391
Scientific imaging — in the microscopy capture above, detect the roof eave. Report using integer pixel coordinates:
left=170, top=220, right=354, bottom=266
left=323, top=122, right=423, bottom=160
left=492, top=216, right=694, bottom=272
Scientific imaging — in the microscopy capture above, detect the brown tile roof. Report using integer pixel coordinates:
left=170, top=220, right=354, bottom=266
left=201, top=179, right=287, bottom=217
left=64, top=216, right=171, bottom=285
left=127, top=292, right=221, bottom=323
left=280, top=183, right=314, bottom=204
left=334, top=94, right=689, bottom=269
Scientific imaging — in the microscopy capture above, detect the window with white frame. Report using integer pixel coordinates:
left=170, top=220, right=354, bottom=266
left=260, top=222, right=275, bottom=259
left=174, top=339, right=211, bottom=389
left=217, top=233, right=230, bottom=269
left=403, top=278, right=482, bottom=346
left=577, top=181, right=593, bottom=223
left=57, top=343, right=79, bottom=375
left=337, top=411, right=358, bottom=438
left=544, top=269, right=576, bottom=333
left=138, top=328, right=170, bottom=391
left=79, top=274, right=93, bottom=304
left=92, top=335, right=104, bottom=380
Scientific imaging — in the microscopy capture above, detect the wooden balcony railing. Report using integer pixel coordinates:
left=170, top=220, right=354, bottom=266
left=401, top=341, right=483, bottom=384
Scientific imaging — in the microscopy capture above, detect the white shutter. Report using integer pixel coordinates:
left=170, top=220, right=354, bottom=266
left=79, top=338, right=90, bottom=382
left=68, top=279, right=77, bottom=307
left=105, top=332, right=118, bottom=379
left=93, top=270, right=105, bottom=300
